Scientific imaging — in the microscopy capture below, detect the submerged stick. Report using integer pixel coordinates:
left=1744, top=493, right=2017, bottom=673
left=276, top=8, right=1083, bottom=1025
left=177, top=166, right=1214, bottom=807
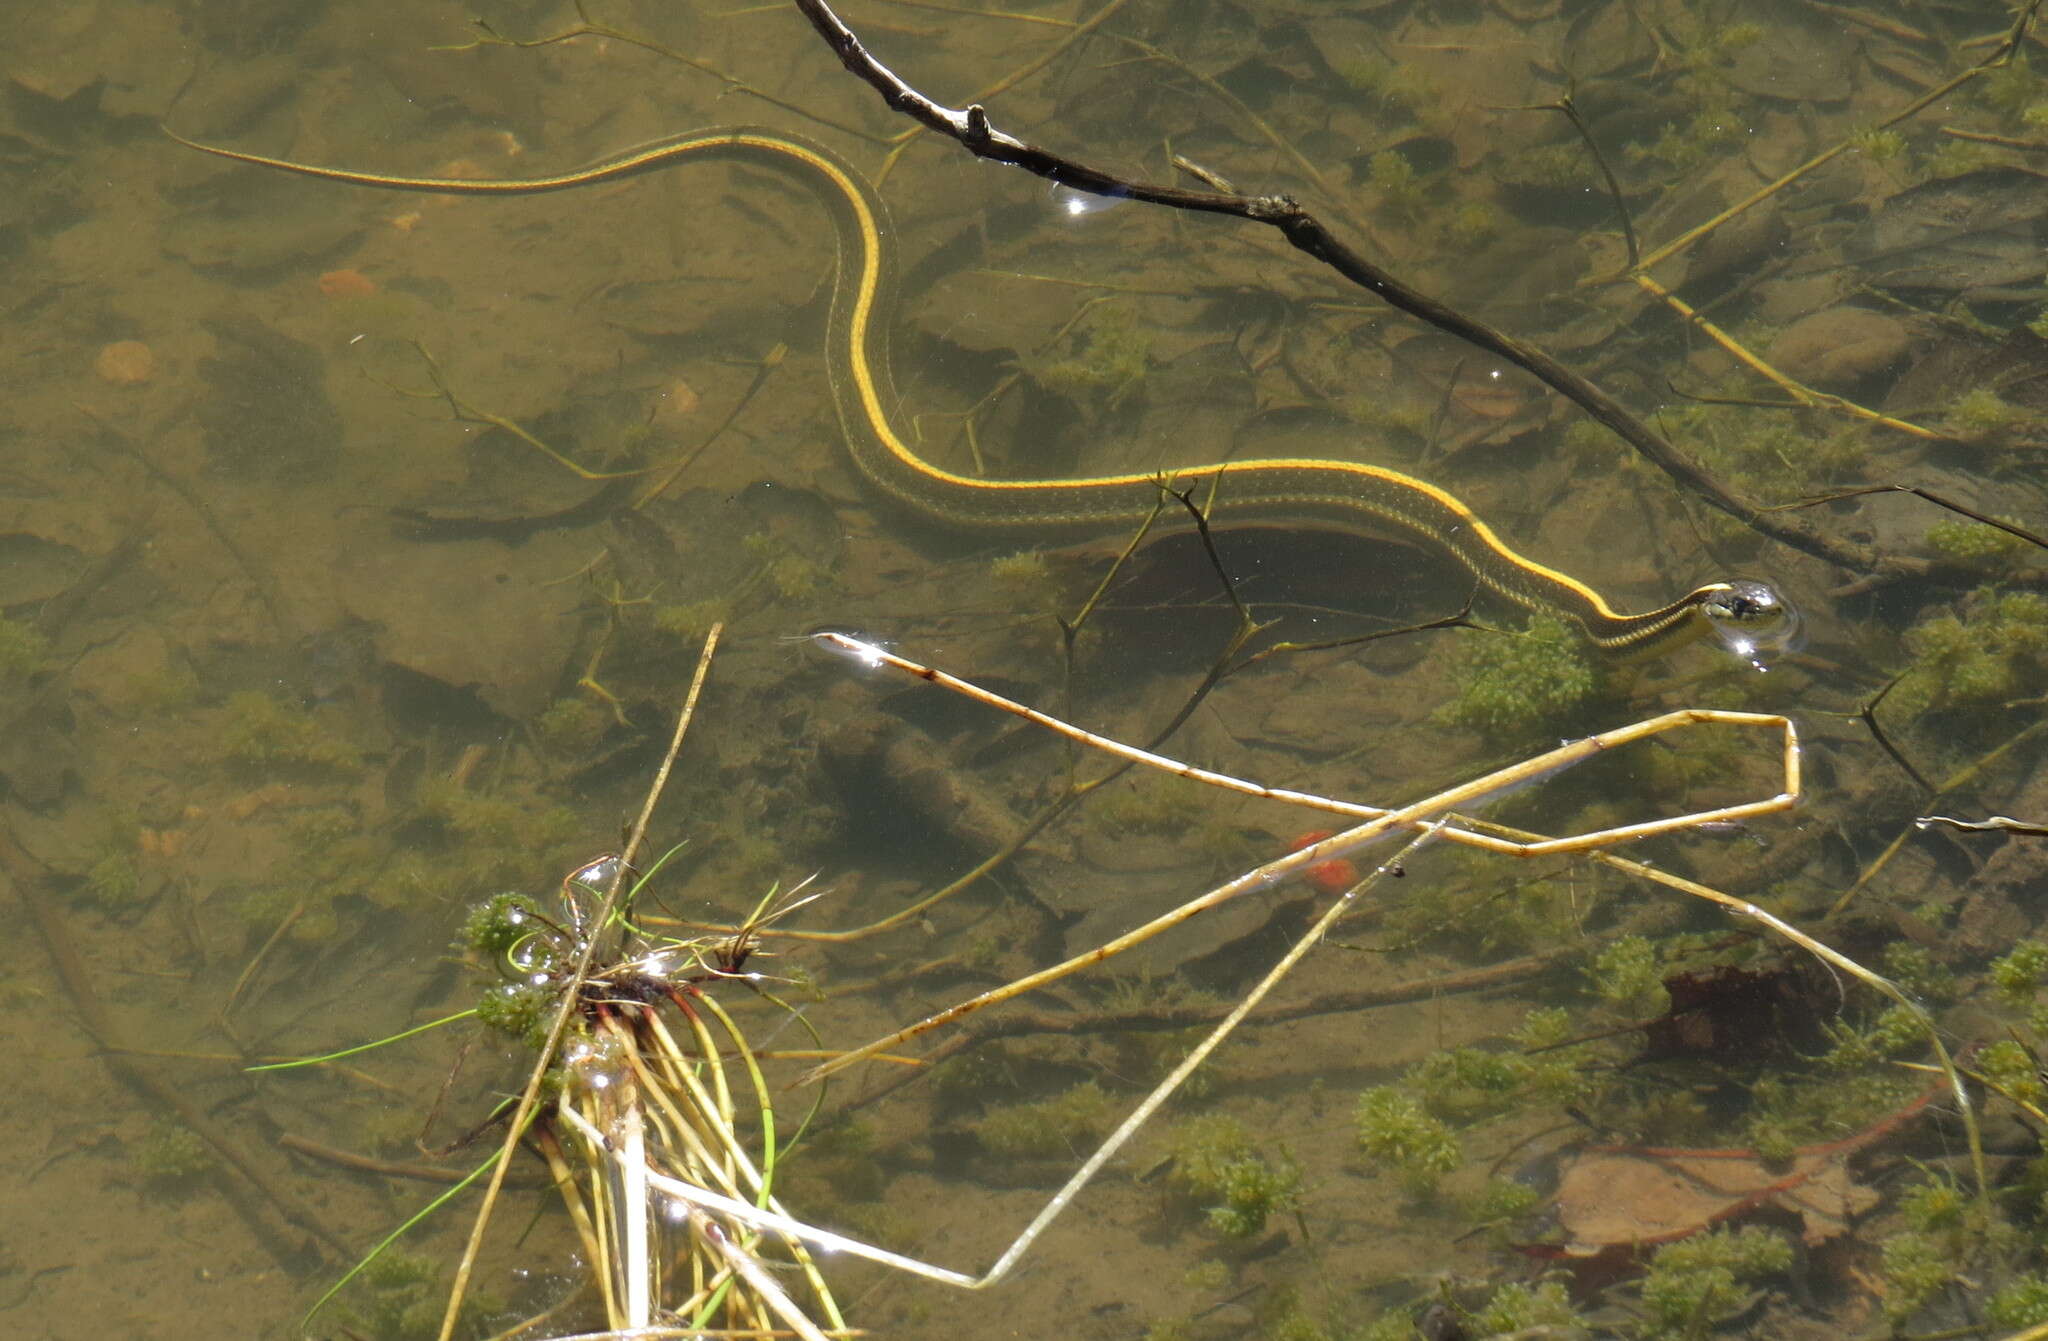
left=0, top=819, right=351, bottom=1262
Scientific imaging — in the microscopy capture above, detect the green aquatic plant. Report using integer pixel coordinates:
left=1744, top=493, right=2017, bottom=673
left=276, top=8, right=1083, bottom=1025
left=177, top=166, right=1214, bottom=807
left=1472, top=1279, right=1581, bottom=1336
left=220, top=689, right=360, bottom=771
left=1589, top=933, right=1667, bottom=1012
left=341, top=1249, right=447, bottom=1341
left=135, top=1120, right=215, bottom=1188
left=126, top=660, right=202, bottom=712
left=785, top=1119, right=887, bottom=1203
left=1101, top=971, right=1220, bottom=1093
left=1404, top=1040, right=1589, bottom=1122
left=988, top=549, right=1064, bottom=608
left=412, top=776, right=580, bottom=894
left=475, top=981, right=553, bottom=1049
left=534, top=695, right=610, bottom=756
left=1989, top=1273, right=2048, bottom=1327
left=930, top=1041, right=1021, bottom=1110
left=1945, top=386, right=2028, bottom=441
left=1464, top=1175, right=1540, bottom=1228
left=1993, top=939, right=2048, bottom=1004
left=1880, top=941, right=1957, bottom=1003
left=1035, top=302, right=1154, bottom=406
left=1436, top=616, right=1598, bottom=735
left=1495, top=141, right=1597, bottom=193
left=1982, top=53, right=2045, bottom=120
left=460, top=891, right=547, bottom=963
left=1353, top=1087, right=1460, bottom=1190
left=1874, top=1169, right=2009, bottom=1325
left=1166, top=1113, right=1301, bottom=1239
left=1636, top=1225, right=1791, bottom=1338
left=1899, top=1172, right=1970, bottom=1234
left=1851, top=127, right=1909, bottom=162
left=1442, top=200, right=1504, bottom=250
left=1891, top=588, right=2048, bottom=717
left=653, top=597, right=732, bottom=640
left=1727, top=1016, right=1924, bottom=1158
left=1096, top=772, right=1207, bottom=837
left=1329, top=51, right=1430, bottom=115
left=1925, top=137, right=2003, bottom=179
left=973, top=1079, right=1115, bottom=1160
left=1640, top=106, right=1748, bottom=172
left=1367, top=149, right=1427, bottom=217
left=0, top=614, right=50, bottom=679
left=1925, top=516, right=2030, bottom=569
left=1880, top=1230, right=1952, bottom=1322
left=742, top=529, right=831, bottom=602
left=83, top=845, right=139, bottom=906
left=1657, top=403, right=1862, bottom=504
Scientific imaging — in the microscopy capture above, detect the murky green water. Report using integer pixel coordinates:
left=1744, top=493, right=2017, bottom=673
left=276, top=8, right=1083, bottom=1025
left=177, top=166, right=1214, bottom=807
left=3, top=0, right=2045, bottom=1337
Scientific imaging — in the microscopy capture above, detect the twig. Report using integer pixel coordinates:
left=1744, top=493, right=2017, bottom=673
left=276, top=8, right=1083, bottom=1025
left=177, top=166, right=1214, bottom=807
left=1918, top=814, right=2048, bottom=837
left=1765, top=484, right=2048, bottom=553
left=76, top=403, right=295, bottom=639
left=278, top=1132, right=548, bottom=1187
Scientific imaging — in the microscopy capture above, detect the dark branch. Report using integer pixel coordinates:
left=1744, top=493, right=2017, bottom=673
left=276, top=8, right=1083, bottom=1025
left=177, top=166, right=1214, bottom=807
left=787, top=0, right=1893, bottom=577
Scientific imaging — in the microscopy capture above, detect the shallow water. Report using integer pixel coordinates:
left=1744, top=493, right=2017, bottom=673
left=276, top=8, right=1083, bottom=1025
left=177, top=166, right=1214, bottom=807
left=2, top=0, right=2044, bottom=1337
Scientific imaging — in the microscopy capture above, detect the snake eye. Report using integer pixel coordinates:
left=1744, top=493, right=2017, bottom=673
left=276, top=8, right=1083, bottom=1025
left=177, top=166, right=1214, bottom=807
left=1702, top=579, right=1801, bottom=656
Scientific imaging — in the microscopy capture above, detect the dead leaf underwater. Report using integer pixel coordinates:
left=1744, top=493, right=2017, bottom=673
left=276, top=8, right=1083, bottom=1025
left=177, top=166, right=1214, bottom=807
left=1536, top=1072, right=1946, bottom=1262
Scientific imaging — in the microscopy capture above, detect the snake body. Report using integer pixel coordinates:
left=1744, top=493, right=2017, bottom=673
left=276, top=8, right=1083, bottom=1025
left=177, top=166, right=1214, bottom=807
left=166, top=124, right=1787, bottom=654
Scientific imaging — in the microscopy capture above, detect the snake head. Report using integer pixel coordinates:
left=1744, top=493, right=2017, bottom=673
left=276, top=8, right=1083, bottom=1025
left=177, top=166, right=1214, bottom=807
left=1701, top=579, right=1800, bottom=658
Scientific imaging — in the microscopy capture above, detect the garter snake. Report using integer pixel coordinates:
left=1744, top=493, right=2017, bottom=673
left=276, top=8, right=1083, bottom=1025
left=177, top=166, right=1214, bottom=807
left=166, top=124, right=1788, bottom=655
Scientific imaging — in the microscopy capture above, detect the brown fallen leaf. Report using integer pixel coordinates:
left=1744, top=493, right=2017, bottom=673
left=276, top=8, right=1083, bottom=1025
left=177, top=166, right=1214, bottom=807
left=1539, top=1071, right=1947, bottom=1259
left=1554, top=1142, right=1877, bottom=1254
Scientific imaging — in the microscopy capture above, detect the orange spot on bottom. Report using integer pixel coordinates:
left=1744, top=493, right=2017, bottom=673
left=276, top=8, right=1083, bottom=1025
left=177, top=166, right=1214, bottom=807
left=1287, top=829, right=1358, bottom=895
left=318, top=268, right=377, bottom=299
left=94, top=340, right=155, bottom=385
